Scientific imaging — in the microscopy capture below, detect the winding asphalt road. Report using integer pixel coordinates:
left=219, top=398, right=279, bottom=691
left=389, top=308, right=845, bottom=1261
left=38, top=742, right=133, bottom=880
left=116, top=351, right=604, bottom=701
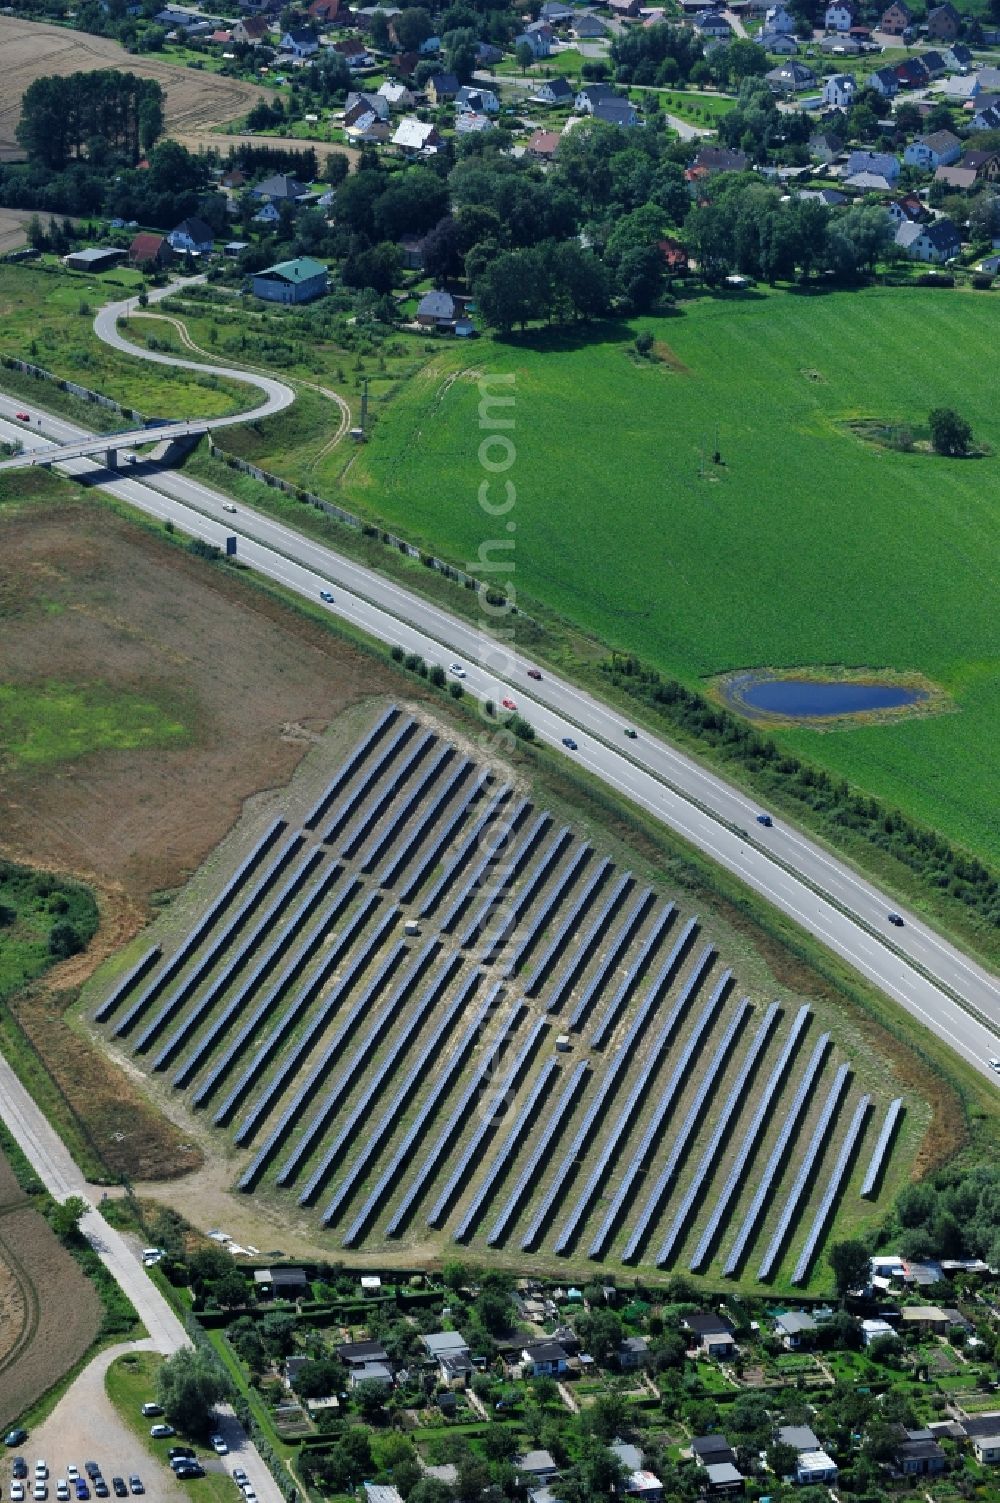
left=1, top=353, right=998, bottom=1086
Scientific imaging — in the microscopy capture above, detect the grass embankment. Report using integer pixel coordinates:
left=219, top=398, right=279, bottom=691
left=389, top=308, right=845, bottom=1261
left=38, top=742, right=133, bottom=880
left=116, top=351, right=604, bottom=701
left=0, top=265, right=250, bottom=421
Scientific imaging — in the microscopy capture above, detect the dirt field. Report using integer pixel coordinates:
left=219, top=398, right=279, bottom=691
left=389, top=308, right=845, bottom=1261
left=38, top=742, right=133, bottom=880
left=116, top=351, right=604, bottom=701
left=0, top=1193, right=102, bottom=1429
left=0, top=490, right=396, bottom=1179
left=0, top=207, right=45, bottom=255
left=0, top=17, right=270, bottom=160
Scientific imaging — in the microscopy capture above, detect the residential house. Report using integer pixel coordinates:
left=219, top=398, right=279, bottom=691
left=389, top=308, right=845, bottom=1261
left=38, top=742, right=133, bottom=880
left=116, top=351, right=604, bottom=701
left=457, top=84, right=499, bottom=112
left=809, top=129, right=843, bottom=161
left=692, top=1438, right=738, bottom=1470
left=896, top=215, right=961, bottom=257
left=167, top=216, right=215, bottom=254
left=880, top=0, right=912, bottom=33
left=129, top=231, right=172, bottom=269
left=573, top=12, right=608, bottom=35
left=869, top=64, right=899, bottom=96
left=422, top=1332, right=472, bottom=1381
left=766, top=60, right=816, bottom=92
left=344, top=102, right=389, bottom=140
left=895, top=56, right=929, bottom=86
left=685, top=1312, right=738, bottom=1359
left=280, top=26, right=319, bottom=54
left=942, top=41, right=972, bottom=68
left=703, top=1466, right=744, bottom=1497
left=64, top=246, right=127, bottom=272
left=253, top=173, right=310, bottom=203
left=886, top=192, right=928, bottom=223
left=611, top=1445, right=644, bottom=1475
left=845, top=148, right=900, bottom=182
left=970, top=101, right=1000, bottom=129
left=252, top=1266, right=309, bottom=1297
left=695, top=9, right=734, bottom=37
left=252, top=200, right=281, bottom=225
left=687, top=144, right=749, bottom=177
left=962, top=148, right=1000, bottom=180
left=764, top=3, right=797, bottom=32
left=799, top=185, right=848, bottom=203
left=233, top=14, right=269, bottom=41
left=764, top=32, right=799, bottom=51
left=516, top=1453, right=561, bottom=1485
left=540, top=0, right=574, bottom=19
left=594, top=97, right=640, bottom=125
left=972, top=1434, right=1000, bottom=1465
left=333, top=36, right=371, bottom=65
left=622, top=1473, right=662, bottom=1503
left=455, top=110, right=494, bottom=132
left=397, top=233, right=427, bottom=269
left=336, top=1340, right=390, bottom=1367
left=617, top=1336, right=649, bottom=1370
left=349, top=1361, right=393, bottom=1388
left=820, top=30, right=862, bottom=50
left=795, top=1453, right=839, bottom=1486
left=378, top=79, right=414, bottom=109
left=308, top=0, right=349, bottom=23
left=520, top=1343, right=570, bottom=1377
left=476, top=38, right=504, bottom=61
left=210, top=28, right=233, bottom=43
left=822, top=72, right=856, bottom=106
left=250, top=257, right=326, bottom=299
left=416, top=290, right=457, bottom=328
left=425, top=71, right=460, bottom=104
left=935, top=163, right=979, bottom=189
left=516, top=20, right=554, bottom=54
left=926, top=0, right=960, bottom=39
left=220, top=168, right=246, bottom=189
left=535, top=75, right=574, bottom=104
left=575, top=83, right=621, bottom=112
left=527, top=128, right=562, bottom=159
left=392, top=115, right=440, bottom=151
left=861, top=1317, right=897, bottom=1346
left=346, top=89, right=389, bottom=120
left=904, top=129, right=961, bottom=168
left=773, top=1311, right=818, bottom=1349
left=777, top=1425, right=822, bottom=1456
left=919, top=48, right=948, bottom=75
left=894, top=1430, right=947, bottom=1476
left=608, top=0, right=640, bottom=14
left=900, top=1305, right=951, bottom=1333
left=825, top=0, right=853, bottom=27
left=223, top=240, right=249, bottom=257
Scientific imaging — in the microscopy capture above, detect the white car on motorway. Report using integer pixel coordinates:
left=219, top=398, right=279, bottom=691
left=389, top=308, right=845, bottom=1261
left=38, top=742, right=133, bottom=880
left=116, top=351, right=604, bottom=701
left=448, top=663, right=466, bottom=679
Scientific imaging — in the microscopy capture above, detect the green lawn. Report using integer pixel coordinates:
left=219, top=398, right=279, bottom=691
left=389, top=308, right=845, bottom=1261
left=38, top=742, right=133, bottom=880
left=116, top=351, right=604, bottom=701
left=341, top=285, right=1000, bottom=870
left=0, top=857, right=98, bottom=1004
left=105, top=1351, right=239, bottom=1503
left=0, top=681, right=189, bottom=769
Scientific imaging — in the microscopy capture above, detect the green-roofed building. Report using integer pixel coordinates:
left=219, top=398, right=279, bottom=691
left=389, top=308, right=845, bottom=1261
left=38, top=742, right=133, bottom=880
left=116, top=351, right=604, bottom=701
left=251, top=256, right=329, bottom=304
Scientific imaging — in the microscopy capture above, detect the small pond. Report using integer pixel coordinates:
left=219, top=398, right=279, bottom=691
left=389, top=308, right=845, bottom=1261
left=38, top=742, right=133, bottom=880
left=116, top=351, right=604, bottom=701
left=735, top=678, right=927, bottom=719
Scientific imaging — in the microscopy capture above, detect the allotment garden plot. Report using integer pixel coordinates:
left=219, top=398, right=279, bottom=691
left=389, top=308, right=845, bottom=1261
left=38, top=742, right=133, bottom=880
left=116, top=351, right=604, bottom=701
left=94, top=701, right=917, bottom=1287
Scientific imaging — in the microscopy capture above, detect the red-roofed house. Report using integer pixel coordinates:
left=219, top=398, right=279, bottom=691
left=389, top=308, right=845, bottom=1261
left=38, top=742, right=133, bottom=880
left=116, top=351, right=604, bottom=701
left=129, top=232, right=173, bottom=269
left=309, top=0, right=349, bottom=24
left=659, top=237, right=689, bottom=271
left=527, top=129, right=561, bottom=159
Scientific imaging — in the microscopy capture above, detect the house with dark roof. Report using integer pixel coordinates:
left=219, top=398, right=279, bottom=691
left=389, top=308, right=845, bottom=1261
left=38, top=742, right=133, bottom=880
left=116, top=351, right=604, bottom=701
left=417, top=289, right=458, bottom=327
left=574, top=82, right=620, bottom=113
left=233, top=14, right=270, bottom=41
left=880, top=0, right=912, bottom=34
left=617, top=1336, right=649, bottom=1370
left=253, top=1266, right=310, bottom=1295
left=534, top=75, right=574, bottom=104
left=688, top=144, right=749, bottom=175
left=869, top=64, right=899, bottom=96
left=765, top=60, right=816, bottom=92
left=685, top=1312, right=738, bottom=1358
left=457, top=84, right=499, bottom=113
left=895, top=55, right=929, bottom=86
left=573, top=11, right=608, bottom=35
left=426, top=72, right=460, bottom=103
left=253, top=173, right=310, bottom=202
left=594, top=97, right=640, bottom=126
left=520, top=1342, right=570, bottom=1376
left=846, top=147, right=900, bottom=183
left=962, top=148, right=1000, bottom=181
left=926, top=0, right=960, bottom=39
left=168, top=216, right=215, bottom=254
left=765, top=32, right=799, bottom=52
left=280, top=25, right=319, bottom=54
left=822, top=72, right=856, bottom=106
left=692, top=1437, right=738, bottom=1469
left=894, top=1430, right=947, bottom=1475
left=895, top=216, right=960, bottom=261
left=308, top=0, right=348, bottom=23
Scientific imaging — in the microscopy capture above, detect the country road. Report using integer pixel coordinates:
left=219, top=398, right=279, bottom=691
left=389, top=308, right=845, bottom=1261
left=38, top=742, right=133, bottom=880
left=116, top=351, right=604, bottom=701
left=1, top=327, right=998, bottom=1088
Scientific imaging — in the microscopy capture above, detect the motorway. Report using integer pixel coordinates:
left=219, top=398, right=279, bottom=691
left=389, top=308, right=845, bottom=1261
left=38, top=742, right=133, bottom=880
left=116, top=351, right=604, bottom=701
left=1, top=365, right=999, bottom=1084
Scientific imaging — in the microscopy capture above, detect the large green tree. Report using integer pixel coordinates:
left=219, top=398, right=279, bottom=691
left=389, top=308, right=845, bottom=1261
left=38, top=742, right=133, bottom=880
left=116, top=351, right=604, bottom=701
left=155, top=1348, right=232, bottom=1439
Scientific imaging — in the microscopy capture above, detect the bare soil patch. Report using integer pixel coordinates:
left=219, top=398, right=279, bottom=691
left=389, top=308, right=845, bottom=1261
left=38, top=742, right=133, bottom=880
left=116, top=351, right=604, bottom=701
left=0, top=494, right=396, bottom=1179
left=0, top=17, right=269, bottom=160
left=0, top=207, right=46, bottom=255
left=0, top=1204, right=102, bottom=1429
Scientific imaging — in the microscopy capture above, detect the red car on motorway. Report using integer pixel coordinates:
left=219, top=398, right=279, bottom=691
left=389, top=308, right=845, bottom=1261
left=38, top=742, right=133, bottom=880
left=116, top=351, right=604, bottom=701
left=501, top=698, right=517, bottom=711
left=14, top=411, right=29, bottom=422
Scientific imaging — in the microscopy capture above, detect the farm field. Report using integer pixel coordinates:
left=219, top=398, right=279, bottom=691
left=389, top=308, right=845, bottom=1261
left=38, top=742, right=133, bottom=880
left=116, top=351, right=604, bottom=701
left=0, top=477, right=398, bottom=1181
left=0, top=1153, right=102, bottom=1430
left=0, top=16, right=268, bottom=162
left=340, top=286, right=1000, bottom=870
left=88, top=700, right=930, bottom=1293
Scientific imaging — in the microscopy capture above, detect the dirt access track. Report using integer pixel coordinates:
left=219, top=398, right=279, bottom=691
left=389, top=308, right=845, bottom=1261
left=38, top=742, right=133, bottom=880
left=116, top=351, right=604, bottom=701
left=0, top=16, right=266, bottom=158
left=0, top=17, right=357, bottom=165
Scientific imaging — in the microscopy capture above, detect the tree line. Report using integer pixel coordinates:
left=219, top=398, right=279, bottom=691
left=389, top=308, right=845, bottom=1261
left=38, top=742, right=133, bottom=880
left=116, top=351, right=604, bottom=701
left=16, top=69, right=164, bottom=170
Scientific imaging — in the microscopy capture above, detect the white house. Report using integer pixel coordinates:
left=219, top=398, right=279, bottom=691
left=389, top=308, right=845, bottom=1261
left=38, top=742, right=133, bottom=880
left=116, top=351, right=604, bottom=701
left=392, top=115, right=440, bottom=152
left=456, top=83, right=499, bottom=113
left=534, top=76, right=574, bottom=104
left=346, top=89, right=389, bottom=120
left=167, top=216, right=214, bottom=254
left=764, top=2, right=797, bottom=31
left=895, top=217, right=960, bottom=262
left=515, top=20, right=553, bottom=55
left=796, top=1453, right=839, bottom=1486
left=868, top=65, right=899, bottom=97
left=845, top=148, right=900, bottom=182
left=574, top=82, right=620, bottom=112
left=378, top=78, right=414, bottom=109
left=824, top=1, right=854, bottom=28
left=903, top=129, right=962, bottom=169
left=822, top=72, right=856, bottom=106
left=860, top=1318, right=896, bottom=1347
left=280, top=26, right=319, bottom=54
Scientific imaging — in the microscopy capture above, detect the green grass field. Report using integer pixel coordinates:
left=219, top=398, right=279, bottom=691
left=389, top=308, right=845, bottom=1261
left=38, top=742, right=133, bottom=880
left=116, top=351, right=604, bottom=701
left=342, top=286, right=1000, bottom=868
left=0, top=682, right=189, bottom=768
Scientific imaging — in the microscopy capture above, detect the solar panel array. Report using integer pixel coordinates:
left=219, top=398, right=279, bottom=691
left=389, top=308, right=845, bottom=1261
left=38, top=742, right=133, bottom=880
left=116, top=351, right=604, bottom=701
left=92, top=703, right=901, bottom=1278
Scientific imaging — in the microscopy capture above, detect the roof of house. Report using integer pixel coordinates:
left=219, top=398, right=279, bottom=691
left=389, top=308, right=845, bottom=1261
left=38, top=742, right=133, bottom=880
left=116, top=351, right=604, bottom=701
left=171, top=216, right=214, bottom=242
left=255, top=173, right=309, bottom=199
left=896, top=1437, right=945, bottom=1461
left=686, top=1311, right=736, bottom=1338
left=704, top=1464, right=743, bottom=1486
left=254, top=1265, right=308, bottom=1283
left=518, top=1451, right=559, bottom=1474
left=962, top=1415, right=1000, bottom=1438
left=428, top=71, right=460, bottom=92
left=775, top=1311, right=818, bottom=1334
left=283, top=25, right=317, bottom=42
left=422, top=1331, right=470, bottom=1356
left=393, top=116, right=438, bottom=148
left=901, top=1304, right=950, bottom=1319
left=522, top=1341, right=569, bottom=1363
left=934, top=164, right=977, bottom=187
left=611, top=1444, right=644, bottom=1473
left=691, top=1435, right=735, bottom=1460
left=130, top=232, right=166, bottom=258
left=577, top=81, right=619, bottom=100
left=920, top=129, right=961, bottom=153
left=593, top=98, right=637, bottom=124
left=417, top=289, right=457, bottom=318
left=620, top=1335, right=649, bottom=1353
left=797, top=1451, right=838, bottom=1474
left=778, top=1425, right=820, bottom=1452
left=540, top=74, right=573, bottom=95
left=337, top=1339, right=390, bottom=1363
left=528, top=128, right=562, bottom=155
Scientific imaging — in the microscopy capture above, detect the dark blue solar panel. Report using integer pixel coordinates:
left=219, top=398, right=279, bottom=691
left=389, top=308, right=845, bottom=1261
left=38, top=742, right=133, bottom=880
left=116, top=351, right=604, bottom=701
left=486, top=1060, right=590, bottom=1247
left=792, top=1094, right=871, bottom=1285
left=757, top=1061, right=850, bottom=1281
left=303, top=705, right=399, bottom=829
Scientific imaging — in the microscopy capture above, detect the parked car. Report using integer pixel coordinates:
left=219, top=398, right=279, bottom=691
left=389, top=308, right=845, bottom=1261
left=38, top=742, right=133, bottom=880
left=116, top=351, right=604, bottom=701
left=989, top=1057, right=1000, bottom=1073
left=83, top=1470, right=99, bottom=1482
left=209, top=1438, right=228, bottom=1456
left=35, top=1467, right=47, bottom=1481
left=149, top=1426, right=174, bottom=1440
left=232, top=1472, right=247, bottom=1487
left=57, top=1483, right=70, bottom=1501
left=65, top=1472, right=78, bottom=1484
left=12, top=1462, right=28, bottom=1480
left=33, top=1486, right=47, bottom=1501
left=75, top=1485, right=89, bottom=1501
left=93, top=1482, right=109, bottom=1498
left=139, top=1406, right=161, bottom=1419
left=174, top=1467, right=204, bottom=1481
left=167, top=1450, right=195, bottom=1462
left=111, top=1484, right=127, bottom=1500
left=11, top=1484, right=25, bottom=1503
left=4, top=1433, right=27, bottom=1449
left=127, top=1482, right=143, bottom=1498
